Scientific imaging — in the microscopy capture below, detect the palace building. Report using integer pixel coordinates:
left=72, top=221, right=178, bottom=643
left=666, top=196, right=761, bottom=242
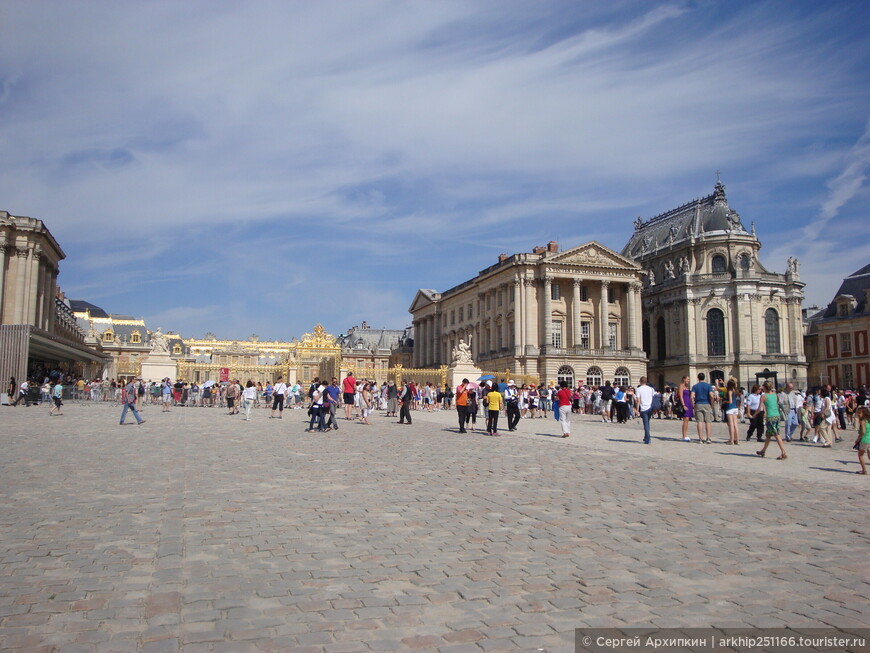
left=0, top=211, right=107, bottom=385
left=804, top=263, right=870, bottom=389
left=622, top=181, right=808, bottom=389
left=409, top=241, right=648, bottom=387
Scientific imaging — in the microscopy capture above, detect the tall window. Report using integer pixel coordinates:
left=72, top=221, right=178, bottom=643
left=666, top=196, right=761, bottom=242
left=764, top=308, right=781, bottom=354
left=551, top=321, right=563, bottom=348
left=557, top=365, right=574, bottom=387
left=458, top=307, right=464, bottom=322
left=608, top=288, right=616, bottom=303
left=707, top=309, right=725, bottom=356
left=578, top=285, right=588, bottom=301
left=614, top=367, right=630, bottom=387
left=841, top=332, right=852, bottom=354
left=551, top=283, right=560, bottom=300
left=580, top=321, right=590, bottom=348
left=711, top=254, right=726, bottom=273
left=843, top=364, right=854, bottom=389
left=586, top=366, right=603, bottom=387
left=608, top=322, right=617, bottom=349
left=642, top=320, right=650, bottom=355
left=656, top=317, right=667, bottom=360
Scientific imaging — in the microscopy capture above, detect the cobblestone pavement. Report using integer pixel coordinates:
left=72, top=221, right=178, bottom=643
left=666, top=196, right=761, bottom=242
left=0, top=402, right=867, bottom=652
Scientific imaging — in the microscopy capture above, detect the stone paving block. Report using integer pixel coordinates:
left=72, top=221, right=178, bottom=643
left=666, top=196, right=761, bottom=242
left=0, top=406, right=866, bottom=651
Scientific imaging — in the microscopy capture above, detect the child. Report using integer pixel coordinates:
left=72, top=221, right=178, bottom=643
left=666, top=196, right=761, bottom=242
left=855, top=406, right=870, bottom=475
left=798, top=401, right=811, bottom=441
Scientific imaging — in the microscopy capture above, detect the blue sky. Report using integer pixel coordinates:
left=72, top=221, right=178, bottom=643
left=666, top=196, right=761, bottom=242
left=1, top=1, right=869, bottom=340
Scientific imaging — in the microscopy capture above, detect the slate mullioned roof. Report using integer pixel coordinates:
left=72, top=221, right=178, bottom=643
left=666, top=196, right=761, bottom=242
left=822, top=263, right=870, bottom=318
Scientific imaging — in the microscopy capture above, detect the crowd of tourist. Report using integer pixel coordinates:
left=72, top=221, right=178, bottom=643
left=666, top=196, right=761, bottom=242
left=6, top=371, right=869, bottom=475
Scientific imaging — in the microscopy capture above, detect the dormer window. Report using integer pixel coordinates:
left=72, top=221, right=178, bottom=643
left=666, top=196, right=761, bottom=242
left=172, top=344, right=182, bottom=355
left=103, top=330, right=114, bottom=342
left=130, top=330, right=141, bottom=343
left=838, top=303, right=850, bottom=317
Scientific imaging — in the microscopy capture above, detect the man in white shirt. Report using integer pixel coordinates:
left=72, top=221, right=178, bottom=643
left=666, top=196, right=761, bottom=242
left=784, top=383, right=802, bottom=442
left=12, top=380, right=30, bottom=407
left=635, top=377, right=656, bottom=445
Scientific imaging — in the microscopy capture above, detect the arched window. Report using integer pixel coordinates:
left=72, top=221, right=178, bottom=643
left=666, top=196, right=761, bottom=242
left=656, top=317, right=667, bottom=360
left=586, top=366, right=603, bottom=387
left=764, top=308, right=781, bottom=354
left=103, top=329, right=114, bottom=342
left=642, top=320, right=650, bottom=356
left=739, top=253, right=751, bottom=271
left=707, top=309, right=726, bottom=356
left=711, top=254, right=726, bottom=274
left=614, top=367, right=630, bottom=387
left=557, top=365, right=574, bottom=387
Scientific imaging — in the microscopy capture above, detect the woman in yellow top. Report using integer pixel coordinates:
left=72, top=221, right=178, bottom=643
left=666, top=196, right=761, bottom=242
left=485, top=382, right=503, bottom=436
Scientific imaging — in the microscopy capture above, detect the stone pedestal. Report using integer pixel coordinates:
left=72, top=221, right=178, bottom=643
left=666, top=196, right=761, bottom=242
left=140, top=353, right=177, bottom=383
left=448, top=363, right=483, bottom=389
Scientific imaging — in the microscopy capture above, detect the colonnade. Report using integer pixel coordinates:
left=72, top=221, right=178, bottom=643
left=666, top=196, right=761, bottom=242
left=0, top=238, right=58, bottom=331
left=413, top=274, right=643, bottom=368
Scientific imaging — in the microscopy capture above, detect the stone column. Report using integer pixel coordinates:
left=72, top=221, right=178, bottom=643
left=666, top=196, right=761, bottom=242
left=572, top=278, right=582, bottom=348
left=428, top=316, right=436, bottom=366
left=30, top=250, right=42, bottom=328
left=513, top=277, right=523, bottom=351
left=13, top=247, right=29, bottom=324
left=0, top=240, right=7, bottom=322
left=433, top=311, right=441, bottom=365
left=599, top=280, right=610, bottom=349
left=525, top=279, right=536, bottom=348
left=542, top=276, right=552, bottom=348
left=626, top=282, right=640, bottom=350
left=412, top=320, right=420, bottom=367
left=45, top=265, right=56, bottom=333
left=501, top=285, right=510, bottom=352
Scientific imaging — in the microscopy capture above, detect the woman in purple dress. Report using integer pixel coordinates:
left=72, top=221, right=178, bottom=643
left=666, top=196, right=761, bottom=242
left=678, top=375, right=694, bottom=442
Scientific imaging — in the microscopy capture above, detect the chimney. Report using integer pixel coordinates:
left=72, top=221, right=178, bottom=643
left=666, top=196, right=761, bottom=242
left=547, top=241, right=559, bottom=253
left=498, top=253, right=508, bottom=262
left=532, top=246, right=546, bottom=254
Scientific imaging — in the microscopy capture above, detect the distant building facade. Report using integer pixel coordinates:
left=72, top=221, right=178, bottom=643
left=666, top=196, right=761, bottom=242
left=409, top=241, right=647, bottom=387
left=336, top=321, right=414, bottom=381
left=622, top=181, right=808, bottom=390
left=804, top=263, right=870, bottom=389
left=0, top=211, right=107, bottom=385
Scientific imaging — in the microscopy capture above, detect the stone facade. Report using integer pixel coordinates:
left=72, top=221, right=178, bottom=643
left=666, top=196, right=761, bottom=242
left=409, top=241, right=647, bottom=387
left=0, top=211, right=107, bottom=385
left=804, top=263, right=870, bottom=389
left=622, top=181, right=807, bottom=389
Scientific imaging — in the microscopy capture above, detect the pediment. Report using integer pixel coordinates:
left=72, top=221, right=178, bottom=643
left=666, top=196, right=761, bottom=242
left=551, top=241, right=640, bottom=270
left=409, top=289, right=440, bottom=313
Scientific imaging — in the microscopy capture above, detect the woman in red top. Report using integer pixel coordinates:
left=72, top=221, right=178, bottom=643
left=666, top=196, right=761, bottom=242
left=556, top=381, right=573, bottom=438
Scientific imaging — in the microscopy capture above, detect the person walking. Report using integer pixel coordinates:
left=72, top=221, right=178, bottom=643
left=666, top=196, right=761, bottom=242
left=756, top=381, right=787, bottom=460
left=817, top=388, right=835, bottom=447
left=120, top=378, right=145, bottom=425
left=600, top=381, right=615, bottom=423
left=690, top=373, right=714, bottom=444
left=306, top=380, right=327, bottom=432
left=226, top=380, right=239, bottom=415
left=504, top=380, right=521, bottom=431
left=854, top=406, right=870, bottom=475
left=636, top=377, right=655, bottom=444
left=455, top=379, right=469, bottom=433
left=485, top=382, right=503, bottom=436
left=49, top=380, right=64, bottom=416
left=11, top=379, right=30, bottom=406
left=783, top=383, right=802, bottom=442
left=271, top=376, right=287, bottom=419
left=723, top=378, right=740, bottom=445
left=242, top=380, right=257, bottom=420
left=325, top=378, right=341, bottom=430
left=556, top=381, right=573, bottom=438
left=357, top=382, right=373, bottom=425
left=6, top=377, right=15, bottom=406
left=398, top=381, right=413, bottom=425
